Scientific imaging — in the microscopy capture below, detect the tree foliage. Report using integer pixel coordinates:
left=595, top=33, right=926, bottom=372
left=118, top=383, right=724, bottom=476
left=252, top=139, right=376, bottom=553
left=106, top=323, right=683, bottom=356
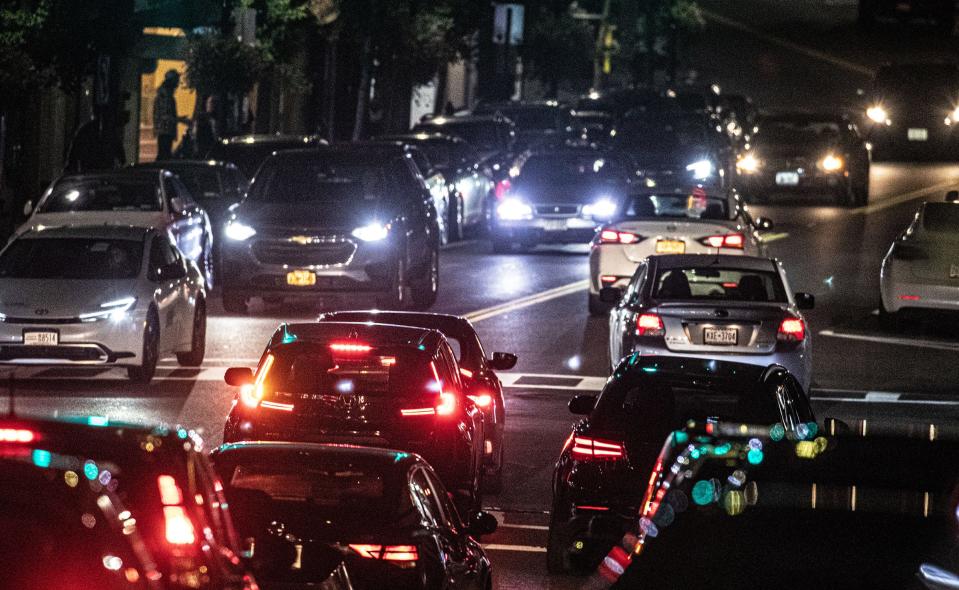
left=521, top=6, right=594, bottom=95
left=185, top=34, right=266, bottom=97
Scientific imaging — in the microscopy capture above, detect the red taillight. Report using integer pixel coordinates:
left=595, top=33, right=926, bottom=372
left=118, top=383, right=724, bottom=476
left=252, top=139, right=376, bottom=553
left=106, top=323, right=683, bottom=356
left=778, top=317, right=806, bottom=342
left=899, top=294, right=921, bottom=301
left=349, top=544, right=419, bottom=567
left=436, top=392, right=457, bottom=416
left=494, top=179, right=511, bottom=199
left=402, top=363, right=457, bottom=417
left=700, top=233, right=745, bottom=249
left=0, top=428, right=36, bottom=443
left=157, top=475, right=196, bottom=546
left=636, top=313, right=665, bottom=337
left=570, top=436, right=625, bottom=460
left=260, top=400, right=294, bottom=412
left=330, top=342, right=372, bottom=353
left=467, top=393, right=493, bottom=408
left=599, top=229, right=641, bottom=244
left=241, top=353, right=275, bottom=409
left=157, top=475, right=184, bottom=505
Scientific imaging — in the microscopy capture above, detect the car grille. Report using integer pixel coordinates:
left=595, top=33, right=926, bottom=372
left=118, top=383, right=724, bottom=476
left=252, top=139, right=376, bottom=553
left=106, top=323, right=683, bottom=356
left=0, top=345, right=106, bottom=362
left=252, top=239, right=357, bottom=267
left=535, top=204, right=580, bottom=216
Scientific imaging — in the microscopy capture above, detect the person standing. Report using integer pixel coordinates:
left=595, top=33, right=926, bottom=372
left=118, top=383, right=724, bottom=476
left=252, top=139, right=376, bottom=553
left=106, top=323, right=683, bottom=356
left=194, top=95, right=220, bottom=156
left=153, top=69, right=189, bottom=160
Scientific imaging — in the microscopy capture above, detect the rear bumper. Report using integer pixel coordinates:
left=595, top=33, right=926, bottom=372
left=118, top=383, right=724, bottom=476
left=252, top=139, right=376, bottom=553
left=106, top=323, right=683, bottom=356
left=881, top=277, right=959, bottom=313
left=738, top=172, right=848, bottom=195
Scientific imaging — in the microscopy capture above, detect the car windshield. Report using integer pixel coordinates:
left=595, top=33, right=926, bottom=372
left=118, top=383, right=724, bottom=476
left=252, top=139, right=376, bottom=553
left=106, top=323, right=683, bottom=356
left=38, top=177, right=162, bottom=213
left=653, top=267, right=787, bottom=302
left=248, top=157, right=387, bottom=203
left=620, top=193, right=732, bottom=220
left=519, top=154, right=629, bottom=184
left=0, top=238, right=143, bottom=279
left=922, top=203, right=959, bottom=232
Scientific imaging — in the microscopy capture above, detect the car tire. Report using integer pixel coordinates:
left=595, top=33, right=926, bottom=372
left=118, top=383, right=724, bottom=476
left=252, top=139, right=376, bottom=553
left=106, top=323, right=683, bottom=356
left=449, top=194, right=464, bottom=242
left=222, top=291, right=248, bottom=315
left=546, top=502, right=575, bottom=575
left=411, top=248, right=439, bottom=310
left=376, top=256, right=408, bottom=309
left=127, top=308, right=160, bottom=384
left=878, top=307, right=903, bottom=331
left=176, top=298, right=206, bottom=367
left=588, top=292, right=611, bottom=316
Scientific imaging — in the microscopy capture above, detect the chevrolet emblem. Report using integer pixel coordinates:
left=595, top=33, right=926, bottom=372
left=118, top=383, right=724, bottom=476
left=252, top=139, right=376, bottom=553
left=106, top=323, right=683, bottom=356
left=289, top=235, right=314, bottom=245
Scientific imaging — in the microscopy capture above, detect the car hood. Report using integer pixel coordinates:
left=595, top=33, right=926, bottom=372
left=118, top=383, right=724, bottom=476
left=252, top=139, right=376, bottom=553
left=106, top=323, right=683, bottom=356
left=0, top=279, right=140, bottom=319
left=234, top=200, right=395, bottom=232
left=20, top=212, right=168, bottom=234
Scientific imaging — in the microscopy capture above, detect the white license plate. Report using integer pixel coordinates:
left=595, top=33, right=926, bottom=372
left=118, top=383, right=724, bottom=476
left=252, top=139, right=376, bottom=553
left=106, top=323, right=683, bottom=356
left=775, top=171, right=799, bottom=186
left=23, top=331, right=58, bottom=346
left=907, top=128, right=928, bottom=141
left=704, top=327, right=738, bottom=345
left=543, top=219, right=567, bottom=231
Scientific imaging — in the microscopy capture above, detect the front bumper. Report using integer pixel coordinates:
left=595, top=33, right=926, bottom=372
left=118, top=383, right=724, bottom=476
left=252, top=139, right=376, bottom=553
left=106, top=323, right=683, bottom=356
left=0, top=314, right=144, bottom=365
left=738, top=170, right=848, bottom=195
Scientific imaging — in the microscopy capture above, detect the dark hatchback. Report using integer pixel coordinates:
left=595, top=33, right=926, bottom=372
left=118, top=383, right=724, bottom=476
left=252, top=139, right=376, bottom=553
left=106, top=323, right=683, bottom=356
left=0, top=416, right=256, bottom=590
left=205, top=134, right=327, bottom=178
left=546, top=355, right=813, bottom=573
left=222, top=321, right=486, bottom=513
left=317, top=310, right=518, bottom=493
left=219, top=147, right=440, bottom=313
left=211, top=442, right=497, bottom=590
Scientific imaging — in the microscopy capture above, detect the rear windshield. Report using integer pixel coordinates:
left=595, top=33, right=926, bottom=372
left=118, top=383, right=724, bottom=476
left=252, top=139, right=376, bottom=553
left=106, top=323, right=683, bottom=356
left=922, top=203, right=959, bottom=232
left=519, top=154, right=630, bottom=184
left=205, top=145, right=278, bottom=178
left=653, top=267, right=787, bottom=302
left=620, top=193, right=732, bottom=220
left=0, top=238, right=143, bottom=279
left=38, top=177, right=162, bottom=213
left=249, top=157, right=388, bottom=203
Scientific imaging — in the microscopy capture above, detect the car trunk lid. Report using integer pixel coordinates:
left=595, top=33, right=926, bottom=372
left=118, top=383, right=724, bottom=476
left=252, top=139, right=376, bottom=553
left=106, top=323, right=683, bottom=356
left=606, top=219, right=741, bottom=262
left=653, top=301, right=787, bottom=354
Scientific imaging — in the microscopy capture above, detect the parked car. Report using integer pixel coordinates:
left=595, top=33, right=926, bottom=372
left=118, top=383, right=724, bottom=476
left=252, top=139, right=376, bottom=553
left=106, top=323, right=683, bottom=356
left=19, top=168, right=215, bottom=287
left=0, top=416, right=257, bottom=589
left=205, top=134, right=327, bottom=178
left=212, top=442, right=497, bottom=590
left=0, top=225, right=207, bottom=382
left=472, top=100, right=573, bottom=150
left=219, top=145, right=441, bottom=313
left=317, top=310, right=518, bottom=493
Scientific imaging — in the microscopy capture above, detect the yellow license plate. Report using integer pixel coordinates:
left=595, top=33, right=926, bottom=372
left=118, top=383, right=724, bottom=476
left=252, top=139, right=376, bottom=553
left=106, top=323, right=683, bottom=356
left=286, top=270, right=316, bottom=286
left=656, top=240, right=686, bottom=254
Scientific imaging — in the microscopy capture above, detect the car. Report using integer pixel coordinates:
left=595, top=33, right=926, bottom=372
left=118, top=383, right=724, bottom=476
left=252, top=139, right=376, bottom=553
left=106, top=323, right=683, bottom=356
left=0, top=415, right=256, bottom=589
left=221, top=321, right=487, bottom=514
left=574, top=87, right=668, bottom=119
left=211, top=442, right=498, bottom=590
left=587, top=186, right=771, bottom=314
left=219, top=146, right=441, bottom=313
left=19, top=168, right=215, bottom=287
left=879, top=194, right=959, bottom=329
left=411, top=115, right=517, bottom=180
left=612, top=417, right=959, bottom=588
left=545, top=356, right=814, bottom=574
left=205, top=134, right=327, bottom=178
left=490, top=146, right=633, bottom=252
left=0, top=225, right=207, bottom=382
left=570, top=110, right=616, bottom=145
left=737, top=112, right=870, bottom=206
left=858, top=0, right=955, bottom=31
left=472, top=100, right=572, bottom=150
left=605, top=254, right=814, bottom=390
left=377, top=133, right=495, bottom=240
left=862, top=63, right=959, bottom=160
left=317, top=310, right=518, bottom=493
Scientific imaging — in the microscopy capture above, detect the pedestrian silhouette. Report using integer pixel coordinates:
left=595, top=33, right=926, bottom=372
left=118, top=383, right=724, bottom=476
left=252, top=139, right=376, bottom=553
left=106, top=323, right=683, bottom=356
left=153, top=69, right=190, bottom=161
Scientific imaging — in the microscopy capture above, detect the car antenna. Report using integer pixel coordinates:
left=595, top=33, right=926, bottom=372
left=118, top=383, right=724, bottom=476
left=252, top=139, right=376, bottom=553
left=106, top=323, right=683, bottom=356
left=7, top=370, right=16, bottom=418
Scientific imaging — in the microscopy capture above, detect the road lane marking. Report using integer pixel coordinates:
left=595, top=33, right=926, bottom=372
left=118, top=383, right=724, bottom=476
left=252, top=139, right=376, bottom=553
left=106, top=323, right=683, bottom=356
left=819, top=329, right=959, bottom=352
left=500, top=372, right=608, bottom=391
left=700, top=8, right=872, bottom=75
left=482, top=544, right=547, bottom=553
left=811, top=396, right=959, bottom=406
left=495, top=523, right=550, bottom=531
left=852, top=181, right=958, bottom=215
left=440, top=239, right=477, bottom=251
left=865, top=391, right=900, bottom=402
left=463, top=280, right=589, bottom=323
left=762, top=232, right=790, bottom=243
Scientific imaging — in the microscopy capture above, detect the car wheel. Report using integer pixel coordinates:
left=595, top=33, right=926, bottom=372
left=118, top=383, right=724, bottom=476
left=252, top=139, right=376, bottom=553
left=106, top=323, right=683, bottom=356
left=878, top=307, right=903, bottom=331
left=588, top=292, right=610, bottom=316
left=546, top=501, right=575, bottom=575
left=376, top=256, right=408, bottom=309
left=222, top=291, right=248, bottom=315
left=176, top=298, right=206, bottom=366
left=411, top=248, right=439, bottom=310
left=127, top=308, right=160, bottom=384
left=449, top=194, right=464, bottom=242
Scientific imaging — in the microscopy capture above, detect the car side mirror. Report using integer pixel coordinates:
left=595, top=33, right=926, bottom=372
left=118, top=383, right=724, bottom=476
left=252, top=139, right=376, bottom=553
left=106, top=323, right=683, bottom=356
left=22, top=200, right=32, bottom=216
left=795, top=292, right=815, bottom=310
left=489, top=352, right=517, bottom=371
left=225, top=367, right=254, bottom=386
left=599, top=287, right=622, bottom=303
left=755, top=216, right=774, bottom=231
left=568, top=394, right=597, bottom=415
left=946, top=190, right=959, bottom=203
left=467, top=511, right=498, bottom=537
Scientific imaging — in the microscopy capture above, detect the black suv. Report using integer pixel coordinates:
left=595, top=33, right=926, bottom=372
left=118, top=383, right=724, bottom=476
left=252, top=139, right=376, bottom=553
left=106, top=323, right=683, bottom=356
left=219, top=145, right=441, bottom=313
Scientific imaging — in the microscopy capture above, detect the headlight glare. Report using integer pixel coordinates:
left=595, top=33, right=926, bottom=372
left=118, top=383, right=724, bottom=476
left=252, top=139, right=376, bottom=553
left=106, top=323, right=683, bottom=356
left=225, top=221, right=257, bottom=241
left=582, top=197, right=618, bottom=219
left=351, top=222, right=390, bottom=242
left=686, top=159, right=714, bottom=180
left=79, top=297, right=137, bottom=322
left=736, top=153, right=760, bottom=174
left=820, top=154, right=844, bottom=172
left=496, top=198, right=534, bottom=221
left=866, top=105, right=887, bottom=124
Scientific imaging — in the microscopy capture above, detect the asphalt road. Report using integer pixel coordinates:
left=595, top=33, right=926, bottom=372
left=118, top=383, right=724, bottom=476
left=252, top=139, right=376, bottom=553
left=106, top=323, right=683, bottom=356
left=5, top=4, right=959, bottom=589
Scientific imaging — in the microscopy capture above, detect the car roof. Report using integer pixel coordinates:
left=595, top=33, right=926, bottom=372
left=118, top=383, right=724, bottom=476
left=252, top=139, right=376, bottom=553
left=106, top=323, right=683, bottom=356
left=219, top=134, right=322, bottom=146
left=318, top=311, right=475, bottom=338
left=417, top=114, right=511, bottom=126
left=377, top=133, right=467, bottom=146
left=16, top=224, right=154, bottom=241
left=59, top=168, right=163, bottom=183
left=134, top=160, right=237, bottom=170
left=651, top=254, right=779, bottom=272
left=212, top=441, right=424, bottom=472
left=273, top=321, right=441, bottom=350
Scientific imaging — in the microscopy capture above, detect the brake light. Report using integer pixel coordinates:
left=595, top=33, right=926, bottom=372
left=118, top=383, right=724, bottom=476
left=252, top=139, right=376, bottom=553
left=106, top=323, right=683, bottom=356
left=330, top=342, right=372, bottom=353
left=777, top=317, right=805, bottom=342
left=436, top=392, right=457, bottom=416
left=240, top=354, right=274, bottom=409
left=899, top=294, right=921, bottom=301
left=459, top=368, right=473, bottom=378
left=157, top=475, right=184, bottom=505
left=570, top=436, right=625, bottom=460
left=636, top=313, right=665, bottom=337
left=157, top=475, right=196, bottom=546
left=494, top=179, right=511, bottom=199
left=349, top=544, right=419, bottom=567
left=0, top=428, right=36, bottom=443
left=700, top=233, right=745, bottom=249
left=402, top=363, right=457, bottom=417
left=467, top=393, right=493, bottom=408
left=599, top=229, right=641, bottom=244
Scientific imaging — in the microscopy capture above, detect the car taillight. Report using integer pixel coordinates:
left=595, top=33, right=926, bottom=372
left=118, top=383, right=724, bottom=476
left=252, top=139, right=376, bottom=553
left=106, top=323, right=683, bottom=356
left=599, top=229, right=642, bottom=244
left=494, top=179, right=511, bottom=199
left=570, top=436, right=625, bottom=460
left=240, top=353, right=275, bottom=409
left=641, top=457, right=666, bottom=517
left=700, top=233, right=745, bottom=249
left=0, top=428, right=37, bottom=443
left=636, top=313, right=665, bottom=337
left=777, top=317, right=805, bottom=342
left=157, top=475, right=196, bottom=546
left=402, top=363, right=457, bottom=417
left=349, top=544, right=419, bottom=568
left=467, top=393, right=493, bottom=408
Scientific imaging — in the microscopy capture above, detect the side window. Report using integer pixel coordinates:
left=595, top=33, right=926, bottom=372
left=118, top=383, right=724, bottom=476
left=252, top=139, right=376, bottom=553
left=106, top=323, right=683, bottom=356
left=423, top=469, right=463, bottom=532
left=148, top=235, right=180, bottom=280
left=409, top=468, right=442, bottom=528
left=625, top=263, right=648, bottom=306
left=162, top=176, right=178, bottom=208
left=433, top=345, right=460, bottom=393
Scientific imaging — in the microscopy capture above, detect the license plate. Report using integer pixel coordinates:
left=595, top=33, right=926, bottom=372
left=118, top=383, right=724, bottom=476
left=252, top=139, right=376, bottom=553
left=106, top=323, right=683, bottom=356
left=907, top=128, right=928, bottom=141
left=543, top=219, right=567, bottom=231
left=951, top=264, right=959, bottom=279
left=656, top=240, right=686, bottom=254
left=775, top=171, right=800, bottom=186
left=23, top=331, right=58, bottom=346
left=286, top=270, right=316, bottom=286
left=704, top=327, right=738, bottom=345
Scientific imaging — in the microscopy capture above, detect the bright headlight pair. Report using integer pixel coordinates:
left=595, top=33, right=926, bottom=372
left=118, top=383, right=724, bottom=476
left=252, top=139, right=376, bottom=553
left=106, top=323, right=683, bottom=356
left=582, top=197, right=618, bottom=219
left=225, top=220, right=390, bottom=242
left=497, top=198, right=534, bottom=221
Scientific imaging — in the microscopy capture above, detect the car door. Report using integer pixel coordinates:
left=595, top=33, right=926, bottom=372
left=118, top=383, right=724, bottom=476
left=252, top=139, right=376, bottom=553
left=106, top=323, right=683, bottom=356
left=609, top=263, right=647, bottom=367
left=422, top=468, right=486, bottom=590
left=408, top=468, right=454, bottom=588
left=148, top=234, right=187, bottom=351
left=389, top=157, right=436, bottom=271
left=163, top=174, right=206, bottom=265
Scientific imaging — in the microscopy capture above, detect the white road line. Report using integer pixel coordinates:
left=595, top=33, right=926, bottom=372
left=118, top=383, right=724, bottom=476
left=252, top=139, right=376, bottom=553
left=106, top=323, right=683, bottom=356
left=819, top=329, right=959, bottom=352
left=852, top=181, right=958, bottom=216
left=440, top=239, right=478, bottom=251
left=700, top=8, right=872, bottom=75
left=463, top=280, right=589, bottom=323
left=811, top=396, right=959, bottom=406
left=864, top=391, right=901, bottom=402
left=494, top=523, right=551, bottom=531
left=762, top=232, right=790, bottom=243
left=482, top=544, right=547, bottom=553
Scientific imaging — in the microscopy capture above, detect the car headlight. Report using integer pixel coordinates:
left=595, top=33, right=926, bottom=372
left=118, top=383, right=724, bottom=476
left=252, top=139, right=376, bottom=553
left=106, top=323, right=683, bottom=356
left=225, top=220, right=257, bottom=241
left=949, top=106, right=959, bottom=125
left=686, top=159, right=714, bottom=180
left=582, top=197, right=617, bottom=219
left=736, top=153, right=760, bottom=174
left=820, top=154, right=844, bottom=172
left=866, top=105, right=888, bottom=124
left=351, top=222, right=390, bottom=242
left=79, top=297, right=137, bottom=322
left=496, top=198, right=534, bottom=221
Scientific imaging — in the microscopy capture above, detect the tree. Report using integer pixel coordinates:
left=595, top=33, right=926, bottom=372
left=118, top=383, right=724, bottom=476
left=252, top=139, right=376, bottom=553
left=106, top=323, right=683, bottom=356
left=522, top=6, right=594, bottom=97
left=185, top=34, right=266, bottom=99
